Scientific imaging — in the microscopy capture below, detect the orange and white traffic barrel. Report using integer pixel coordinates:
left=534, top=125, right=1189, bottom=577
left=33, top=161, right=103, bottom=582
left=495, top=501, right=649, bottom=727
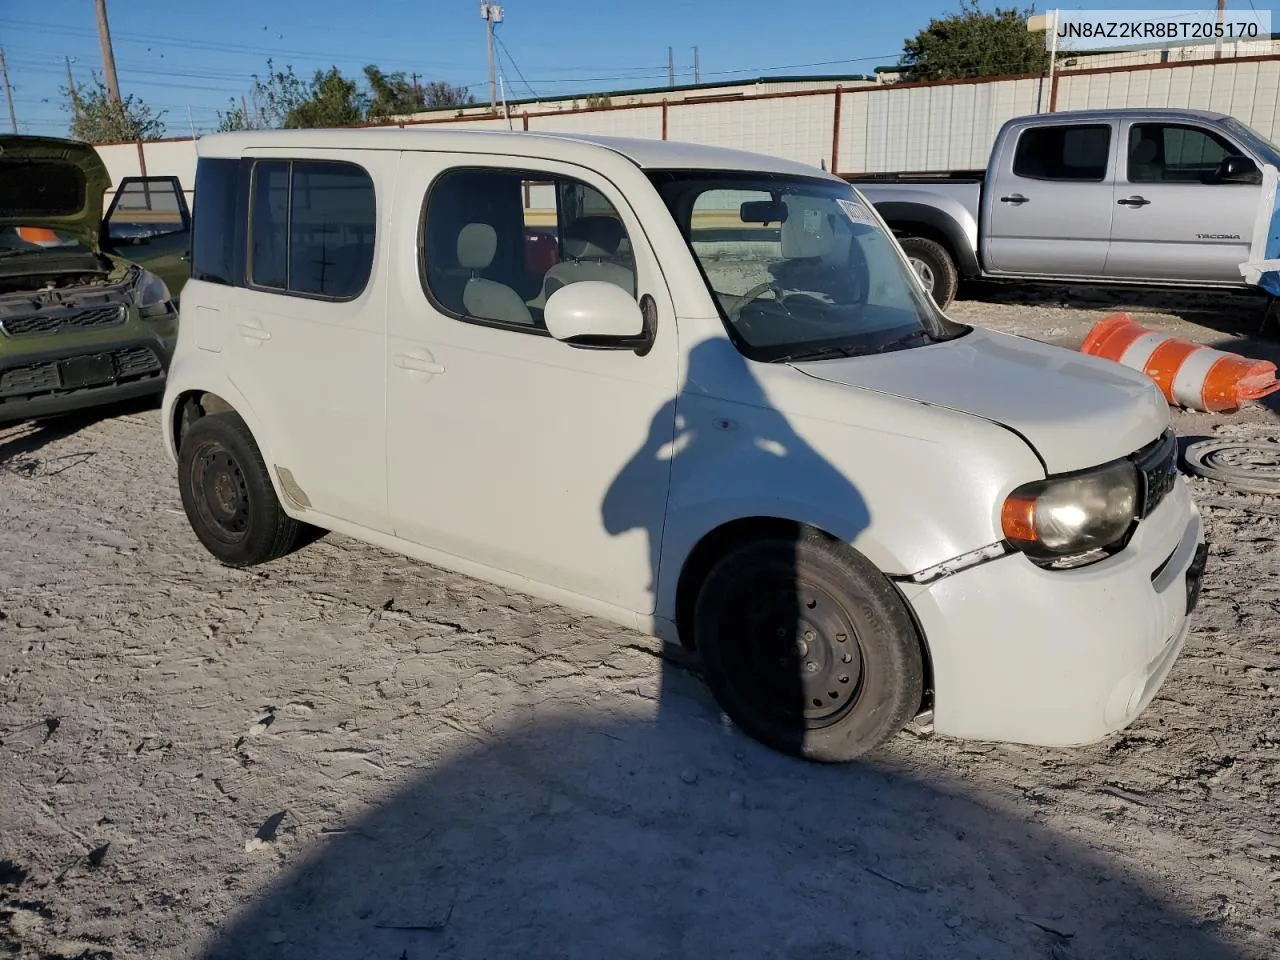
left=1080, top=313, right=1279, bottom=414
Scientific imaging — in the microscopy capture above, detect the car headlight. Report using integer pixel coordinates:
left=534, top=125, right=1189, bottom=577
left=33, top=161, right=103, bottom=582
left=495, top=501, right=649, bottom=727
left=134, top=268, right=174, bottom=319
left=1001, top=458, right=1139, bottom=563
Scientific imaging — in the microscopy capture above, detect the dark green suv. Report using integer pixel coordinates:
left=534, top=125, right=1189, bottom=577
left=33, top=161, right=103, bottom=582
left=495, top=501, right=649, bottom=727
left=0, top=134, right=192, bottom=426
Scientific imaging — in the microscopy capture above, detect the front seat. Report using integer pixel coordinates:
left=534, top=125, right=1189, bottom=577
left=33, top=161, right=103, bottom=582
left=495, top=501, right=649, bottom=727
left=1130, top=137, right=1163, bottom=181
left=531, top=215, right=636, bottom=308
left=456, top=222, right=535, bottom=327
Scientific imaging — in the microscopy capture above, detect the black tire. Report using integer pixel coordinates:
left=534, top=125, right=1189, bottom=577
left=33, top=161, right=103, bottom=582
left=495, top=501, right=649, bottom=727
left=176, top=410, right=305, bottom=567
left=898, top=236, right=958, bottom=310
left=692, top=529, right=924, bottom=763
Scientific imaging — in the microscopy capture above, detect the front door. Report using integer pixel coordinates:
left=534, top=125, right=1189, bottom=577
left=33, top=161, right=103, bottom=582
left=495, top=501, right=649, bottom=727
left=385, top=151, right=679, bottom=615
left=1105, top=119, right=1262, bottom=283
left=102, top=176, right=192, bottom=298
left=982, top=120, right=1117, bottom=277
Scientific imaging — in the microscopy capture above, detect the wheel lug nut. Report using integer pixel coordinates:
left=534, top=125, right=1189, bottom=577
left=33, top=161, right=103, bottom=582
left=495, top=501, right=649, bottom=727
left=804, top=631, right=814, bottom=641
left=804, top=661, right=818, bottom=673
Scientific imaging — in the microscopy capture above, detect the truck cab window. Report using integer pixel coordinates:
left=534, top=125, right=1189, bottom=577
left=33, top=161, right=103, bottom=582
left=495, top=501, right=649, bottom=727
left=1012, top=124, right=1111, bottom=181
left=1127, top=124, right=1243, bottom=183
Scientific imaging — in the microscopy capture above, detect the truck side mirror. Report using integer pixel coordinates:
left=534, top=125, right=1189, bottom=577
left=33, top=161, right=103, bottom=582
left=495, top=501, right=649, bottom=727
left=1212, top=155, right=1262, bottom=185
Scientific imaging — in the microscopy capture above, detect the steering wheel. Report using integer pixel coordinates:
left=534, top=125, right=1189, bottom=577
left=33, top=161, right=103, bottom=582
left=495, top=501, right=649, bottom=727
left=729, top=280, right=784, bottom=321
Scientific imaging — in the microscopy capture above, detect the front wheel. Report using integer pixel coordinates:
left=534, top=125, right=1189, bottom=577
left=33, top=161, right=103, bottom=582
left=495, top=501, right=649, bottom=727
left=692, top=530, right=924, bottom=763
left=898, top=236, right=959, bottom=310
left=176, top=411, right=306, bottom=567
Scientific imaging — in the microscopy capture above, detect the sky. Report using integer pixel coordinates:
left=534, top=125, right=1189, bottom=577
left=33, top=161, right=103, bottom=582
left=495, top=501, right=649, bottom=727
left=0, top=0, right=1265, bottom=138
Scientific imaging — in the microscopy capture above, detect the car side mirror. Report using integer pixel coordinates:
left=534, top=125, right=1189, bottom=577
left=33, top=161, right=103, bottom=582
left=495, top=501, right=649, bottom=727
left=1212, top=155, right=1262, bottom=185
left=544, top=281, right=656, bottom=356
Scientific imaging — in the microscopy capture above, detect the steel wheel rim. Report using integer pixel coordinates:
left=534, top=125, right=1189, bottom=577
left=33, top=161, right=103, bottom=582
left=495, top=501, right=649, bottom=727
left=188, top=439, right=251, bottom=545
left=719, top=563, right=866, bottom=730
left=908, top=256, right=936, bottom=293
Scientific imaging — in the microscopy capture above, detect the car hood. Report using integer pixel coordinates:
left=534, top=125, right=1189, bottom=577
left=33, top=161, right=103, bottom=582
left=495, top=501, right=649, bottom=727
left=791, top=326, right=1169, bottom=474
left=0, top=135, right=111, bottom=250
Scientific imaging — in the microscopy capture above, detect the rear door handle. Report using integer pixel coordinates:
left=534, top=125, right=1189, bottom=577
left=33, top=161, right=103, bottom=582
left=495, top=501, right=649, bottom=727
left=393, top=353, right=446, bottom=375
left=1000, top=194, right=1029, bottom=204
left=1117, top=196, right=1150, bottom=207
left=236, top=322, right=271, bottom=342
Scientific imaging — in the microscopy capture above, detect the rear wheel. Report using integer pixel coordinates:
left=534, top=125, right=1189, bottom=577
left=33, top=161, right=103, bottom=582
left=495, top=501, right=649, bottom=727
left=177, top=411, right=305, bottom=567
left=899, top=236, right=958, bottom=310
left=692, top=529, right=924, bottom=763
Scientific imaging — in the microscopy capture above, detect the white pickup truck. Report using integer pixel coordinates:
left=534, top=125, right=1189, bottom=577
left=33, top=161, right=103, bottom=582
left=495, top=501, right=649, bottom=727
left=850, top=107, right=1280, bottom=309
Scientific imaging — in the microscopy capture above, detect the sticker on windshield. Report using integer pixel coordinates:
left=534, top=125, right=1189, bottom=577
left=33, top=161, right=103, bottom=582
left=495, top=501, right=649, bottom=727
left=837, top=198, right=878, bottom=227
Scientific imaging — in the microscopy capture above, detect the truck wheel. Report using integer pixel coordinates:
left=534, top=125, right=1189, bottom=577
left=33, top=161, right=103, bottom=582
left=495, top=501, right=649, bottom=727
left=899, top=236, right=958, bottom=310
left=692, top=529, right=924, bottom=763
left=177, top=411, right=305, bottom=567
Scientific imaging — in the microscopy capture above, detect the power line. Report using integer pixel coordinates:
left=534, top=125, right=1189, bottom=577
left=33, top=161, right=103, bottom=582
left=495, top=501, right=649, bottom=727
left=492, top=30, right=538, bottom=99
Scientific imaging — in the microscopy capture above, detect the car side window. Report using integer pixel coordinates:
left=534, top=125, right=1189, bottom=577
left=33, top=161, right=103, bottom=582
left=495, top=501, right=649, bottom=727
left=421, top=166, right=637, bottom=333
left=248, top=158, right=376, bottom=300
left=105, top=177, right=188, bottom=242
left=1012, top=124, right=1112, bottom=182
left=1127, top=123, right=1243, bottom=183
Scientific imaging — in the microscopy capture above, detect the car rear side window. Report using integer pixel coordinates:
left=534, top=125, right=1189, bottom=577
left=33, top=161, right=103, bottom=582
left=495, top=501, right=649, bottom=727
left=1012, top=124, right=1112, bottom=181
left=248, top=158, right=376, bottom=300
left=191, top=158, right=244, bottom=287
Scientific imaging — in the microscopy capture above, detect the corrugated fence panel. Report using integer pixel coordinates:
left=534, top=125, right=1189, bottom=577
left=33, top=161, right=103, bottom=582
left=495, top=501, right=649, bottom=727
left=1057, top=61, right=1279, bottom=141
left=526, top=106, right=662, bottom=139
left=667, top=94, right=834, bottom=168
left=837, top=77, right=1042, bottom=173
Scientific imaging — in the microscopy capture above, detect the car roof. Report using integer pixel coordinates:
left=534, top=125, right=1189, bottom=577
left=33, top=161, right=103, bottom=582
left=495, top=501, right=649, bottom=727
left=1010, top=107, right=1233, bottom=123
left=194, top=126, right=839, bottom=180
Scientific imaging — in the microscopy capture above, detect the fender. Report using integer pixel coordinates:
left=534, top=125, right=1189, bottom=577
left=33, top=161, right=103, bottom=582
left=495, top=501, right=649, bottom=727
left=870, top=200, right=981, bottom=278
left=160, top=352, right=303, bottom=519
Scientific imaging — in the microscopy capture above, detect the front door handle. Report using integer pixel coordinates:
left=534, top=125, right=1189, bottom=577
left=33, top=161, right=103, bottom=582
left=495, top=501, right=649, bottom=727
left=1000, top=194, right=1029, bottom=204
left=1117, top=196, right=1151, bottom=207
left=393, top=353, right=446, bottom=375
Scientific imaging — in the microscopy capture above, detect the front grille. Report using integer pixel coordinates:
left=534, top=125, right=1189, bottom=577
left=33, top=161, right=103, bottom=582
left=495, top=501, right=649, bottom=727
left=1133, top=428, right=1179, bottom=519
left=0, top=304, right=127, bottom=337
left=0, top=344, right=163, bottom=402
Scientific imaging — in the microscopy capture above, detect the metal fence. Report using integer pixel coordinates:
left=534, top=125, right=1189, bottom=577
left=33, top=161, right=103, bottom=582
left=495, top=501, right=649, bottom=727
left=94, top=53, right=1280, bottom=200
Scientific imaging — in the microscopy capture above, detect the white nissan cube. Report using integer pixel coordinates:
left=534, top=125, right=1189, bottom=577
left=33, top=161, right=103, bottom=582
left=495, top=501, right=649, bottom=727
left=161, top=128, right=1207, bottom=763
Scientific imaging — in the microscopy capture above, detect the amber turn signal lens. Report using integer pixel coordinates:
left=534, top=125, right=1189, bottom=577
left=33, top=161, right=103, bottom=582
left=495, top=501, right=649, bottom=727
left=1001, top=493, right=1038, bottom=544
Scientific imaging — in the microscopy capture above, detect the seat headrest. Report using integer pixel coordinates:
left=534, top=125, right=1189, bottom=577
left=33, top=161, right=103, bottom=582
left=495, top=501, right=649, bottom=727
left=457, top=222, right=497, bottom=270
left=564, top=216, right=625, bottom=259
left=1132, top=138, right=1159, bottom=165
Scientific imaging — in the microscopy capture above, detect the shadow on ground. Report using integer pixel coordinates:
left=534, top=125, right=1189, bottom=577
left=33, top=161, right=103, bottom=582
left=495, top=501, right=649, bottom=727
left=0, top=395, right=159, bottom=476
left=195, top=669, right=1245, bottom=960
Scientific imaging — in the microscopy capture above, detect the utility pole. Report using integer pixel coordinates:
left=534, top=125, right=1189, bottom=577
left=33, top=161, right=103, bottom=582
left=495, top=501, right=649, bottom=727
left=1214, top=0, right=1225, bottom=60
left=0, top=50, right=16, bottom=133
left=480, top=2, right=503, bottom=112
left=668, top=46, right=674, bottom=87
left=411, top=72, right=421, bottom=100
left=65, top=56, right=80, bottom=120
left=94, top=0, right=123, bottom=105
left=693, top=46, right=700, bottom=84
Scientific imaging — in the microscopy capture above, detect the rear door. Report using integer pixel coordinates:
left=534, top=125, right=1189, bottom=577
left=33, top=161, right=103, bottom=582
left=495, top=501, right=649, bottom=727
left=982, top=120, right=1117, bottom=277
left=103, top=176, right=192, bottom=298
left=1105, top=119, right=1261, bottom=283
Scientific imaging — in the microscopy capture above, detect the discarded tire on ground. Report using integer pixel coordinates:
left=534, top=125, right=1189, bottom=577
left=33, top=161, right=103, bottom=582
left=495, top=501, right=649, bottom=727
left=1181, top=438, right=1280, bottom=496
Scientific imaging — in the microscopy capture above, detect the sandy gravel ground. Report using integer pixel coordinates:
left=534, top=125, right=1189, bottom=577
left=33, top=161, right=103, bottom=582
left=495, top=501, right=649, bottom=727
left=2, top=284, right=1279, bottom=960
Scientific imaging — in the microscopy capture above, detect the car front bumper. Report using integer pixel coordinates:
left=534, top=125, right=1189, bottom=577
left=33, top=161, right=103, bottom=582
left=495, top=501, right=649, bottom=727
left=0, top=332, right=176, bottom=426
left=905, top=476, right=1206, bottom=747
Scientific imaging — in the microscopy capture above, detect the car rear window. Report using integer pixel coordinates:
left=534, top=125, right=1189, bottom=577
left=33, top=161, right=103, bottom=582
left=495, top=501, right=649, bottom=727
left=0, top=161, right=85, bottom=217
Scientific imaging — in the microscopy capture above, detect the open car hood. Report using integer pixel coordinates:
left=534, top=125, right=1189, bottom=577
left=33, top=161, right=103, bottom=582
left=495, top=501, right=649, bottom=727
left=0, top=135, right=111, bottom=250
left=792, top=326, right=1170, bottom=475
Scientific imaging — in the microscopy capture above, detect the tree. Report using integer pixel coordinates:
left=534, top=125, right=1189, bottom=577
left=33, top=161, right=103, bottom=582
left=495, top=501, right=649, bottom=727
left=898, top=0, right=1050, bottom=82
left=217, top=60, right=474, bottom=131
left=63, top=73, right=166, bottom=143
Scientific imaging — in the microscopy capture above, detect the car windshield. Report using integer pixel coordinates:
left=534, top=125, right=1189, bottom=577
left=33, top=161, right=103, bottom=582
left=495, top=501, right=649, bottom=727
left=0, top=225, right=91, bottom=257
left=647, top=170, right=959, bottom=362
left=1218, top=117, right=1280, bottom=168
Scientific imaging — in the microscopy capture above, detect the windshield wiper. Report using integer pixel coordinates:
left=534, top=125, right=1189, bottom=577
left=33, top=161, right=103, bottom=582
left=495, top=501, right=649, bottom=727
left=771, top=344, right=859, bottom=364
left=868, top=328, right=934, bottom=354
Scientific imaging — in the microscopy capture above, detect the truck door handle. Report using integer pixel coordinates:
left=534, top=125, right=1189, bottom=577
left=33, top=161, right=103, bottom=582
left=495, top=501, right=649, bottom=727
left=393, top=353, right=446, bottom=375
left=1000, top=194, right=1029, bottom=204
left=1117, top=196, right=1150, bottom=207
